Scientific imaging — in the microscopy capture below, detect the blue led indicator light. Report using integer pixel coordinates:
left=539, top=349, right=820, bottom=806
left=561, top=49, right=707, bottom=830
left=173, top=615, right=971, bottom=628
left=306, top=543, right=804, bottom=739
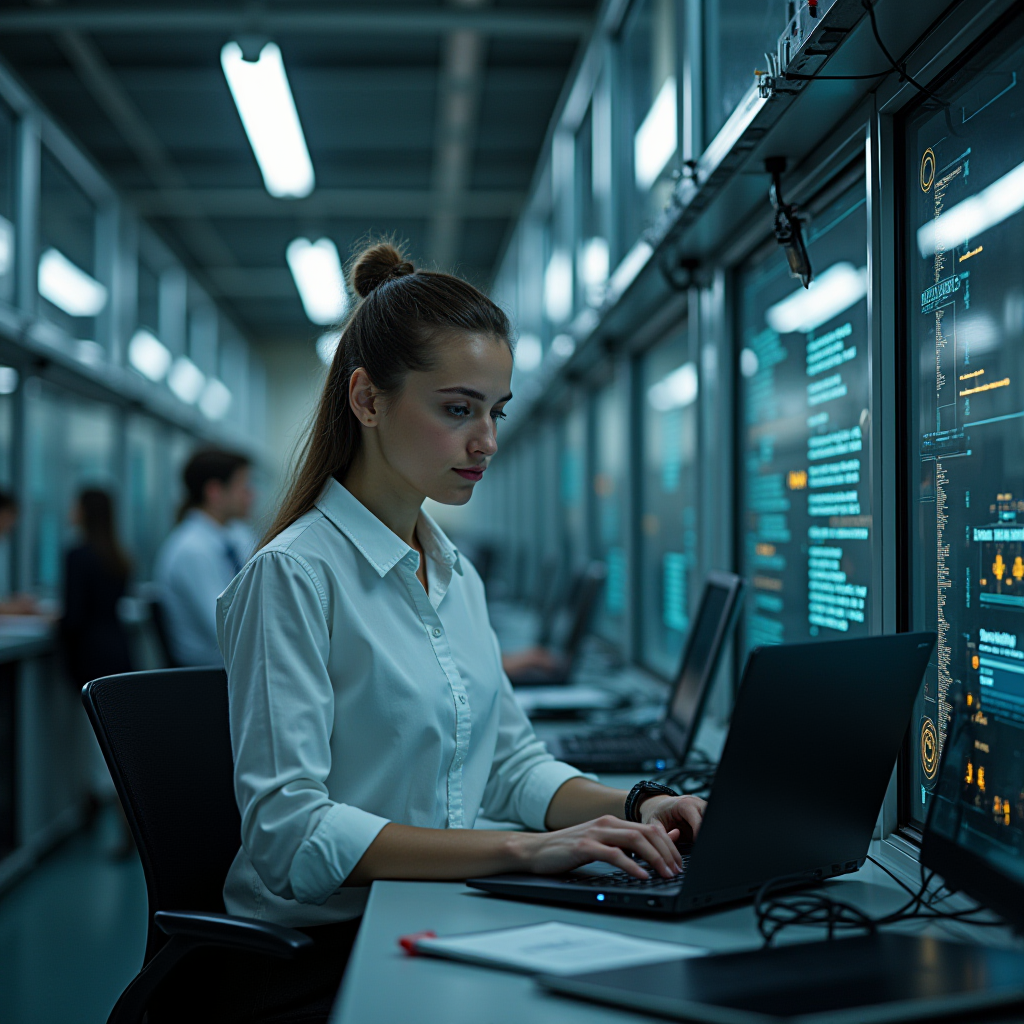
left=596, top=894, right=605, bottom=901
left=655, top=760, right=666, bottom=769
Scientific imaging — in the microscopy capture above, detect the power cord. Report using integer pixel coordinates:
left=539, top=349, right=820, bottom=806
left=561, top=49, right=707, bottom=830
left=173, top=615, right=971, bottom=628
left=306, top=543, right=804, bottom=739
left=755, top=856, right=1004, bottom=946
left=651, top=749, right=717, bottom=797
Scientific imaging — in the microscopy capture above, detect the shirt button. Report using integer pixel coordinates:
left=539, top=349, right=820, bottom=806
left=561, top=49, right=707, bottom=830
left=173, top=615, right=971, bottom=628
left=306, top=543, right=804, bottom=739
left=432, top=627, right=442, bottom=637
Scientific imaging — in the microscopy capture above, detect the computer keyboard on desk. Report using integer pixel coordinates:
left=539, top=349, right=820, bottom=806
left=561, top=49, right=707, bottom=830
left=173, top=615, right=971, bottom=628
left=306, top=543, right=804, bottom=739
left=560, top=732, right=652, bottom=755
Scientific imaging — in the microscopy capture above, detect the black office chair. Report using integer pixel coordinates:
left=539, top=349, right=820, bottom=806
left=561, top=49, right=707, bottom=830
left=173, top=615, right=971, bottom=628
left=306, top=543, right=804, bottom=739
left=82, top=668, right=313, bottom=1024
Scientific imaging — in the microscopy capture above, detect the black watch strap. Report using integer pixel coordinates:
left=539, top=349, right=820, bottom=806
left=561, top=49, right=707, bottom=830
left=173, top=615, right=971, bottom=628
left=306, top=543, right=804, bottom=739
left=624, top=781, right=676, bottom=822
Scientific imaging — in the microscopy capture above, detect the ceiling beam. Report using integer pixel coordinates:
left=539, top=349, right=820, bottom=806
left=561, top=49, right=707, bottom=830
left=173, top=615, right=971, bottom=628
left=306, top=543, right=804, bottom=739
left=129, top=188, right=525, bottom=219
left=0, top=7, right=591, bottom=38
left=428, top=1, right=488, bottom=269
left=54, top=30, right=238, bottom=269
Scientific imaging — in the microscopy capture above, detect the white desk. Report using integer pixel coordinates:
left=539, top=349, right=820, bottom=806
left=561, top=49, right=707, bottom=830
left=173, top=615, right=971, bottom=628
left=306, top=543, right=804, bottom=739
left=329, top=852, right=1021, bottom=1023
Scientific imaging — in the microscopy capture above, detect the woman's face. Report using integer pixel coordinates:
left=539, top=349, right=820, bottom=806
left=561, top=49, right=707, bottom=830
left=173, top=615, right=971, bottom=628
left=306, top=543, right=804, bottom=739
left=374, top=332, right=513, bottom=506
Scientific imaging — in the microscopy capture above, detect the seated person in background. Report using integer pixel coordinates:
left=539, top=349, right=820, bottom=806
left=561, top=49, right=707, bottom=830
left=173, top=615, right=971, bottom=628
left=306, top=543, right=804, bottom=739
left=155, top=448, right=254, bottom=666
left=0, top=491, right=40, bottom=615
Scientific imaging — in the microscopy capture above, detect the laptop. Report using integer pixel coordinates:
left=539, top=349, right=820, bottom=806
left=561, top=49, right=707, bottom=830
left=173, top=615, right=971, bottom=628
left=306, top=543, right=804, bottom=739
left=537, top=669, right=1024, bottom=1024
left=548, top=571, right=744, bottom=772
left=469, top=632, right=936, bottom=916
left=507, top=561, right=606, bottom=687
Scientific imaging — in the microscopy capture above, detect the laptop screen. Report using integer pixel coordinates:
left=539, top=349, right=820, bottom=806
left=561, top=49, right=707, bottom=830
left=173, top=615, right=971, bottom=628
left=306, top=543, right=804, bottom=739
left=666, top=580, right=737, bottom=738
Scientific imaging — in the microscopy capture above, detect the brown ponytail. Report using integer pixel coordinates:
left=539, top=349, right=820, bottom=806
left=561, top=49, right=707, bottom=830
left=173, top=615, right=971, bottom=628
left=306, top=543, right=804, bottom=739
left=262, top=241, right=512, bottom=546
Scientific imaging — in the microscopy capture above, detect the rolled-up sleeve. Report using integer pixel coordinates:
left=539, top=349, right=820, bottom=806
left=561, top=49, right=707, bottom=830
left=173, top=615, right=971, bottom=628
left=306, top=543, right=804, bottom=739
left=480, top=659, right=594, bottom=831
left=218, top=551, right=390, bottom=905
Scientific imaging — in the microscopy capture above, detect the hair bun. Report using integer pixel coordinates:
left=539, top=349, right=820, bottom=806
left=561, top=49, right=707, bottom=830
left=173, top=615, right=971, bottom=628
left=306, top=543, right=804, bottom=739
left=350, top=242, right=415, bottom=298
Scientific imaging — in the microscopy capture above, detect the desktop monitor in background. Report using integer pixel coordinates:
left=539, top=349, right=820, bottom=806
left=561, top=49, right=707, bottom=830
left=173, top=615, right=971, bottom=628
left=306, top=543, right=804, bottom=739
left=921, top=698, right=1024, bottom=932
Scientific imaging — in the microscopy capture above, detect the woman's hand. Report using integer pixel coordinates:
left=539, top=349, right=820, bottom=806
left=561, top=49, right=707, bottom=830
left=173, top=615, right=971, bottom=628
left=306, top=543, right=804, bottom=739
left=515, top=815, right=685, bottom=880
left=637, top=794, right=706, bottom=844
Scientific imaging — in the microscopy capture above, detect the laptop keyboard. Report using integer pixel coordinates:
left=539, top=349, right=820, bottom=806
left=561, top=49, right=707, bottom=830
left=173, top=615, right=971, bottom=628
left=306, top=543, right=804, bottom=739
left=560, top=731, right=661, bottom=758
left=574, top=858, right=689, bottom=889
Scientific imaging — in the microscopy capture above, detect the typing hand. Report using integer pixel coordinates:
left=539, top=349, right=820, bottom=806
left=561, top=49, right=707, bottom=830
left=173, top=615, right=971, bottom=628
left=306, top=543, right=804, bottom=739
left=638, top=794, right=706, bottom=844
left=519, top=816, right=684, bottom=880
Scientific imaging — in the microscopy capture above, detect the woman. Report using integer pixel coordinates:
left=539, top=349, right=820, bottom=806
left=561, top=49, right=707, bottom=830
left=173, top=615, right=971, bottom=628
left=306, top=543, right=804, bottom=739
left=215, top=243, right=705, bottom=1021
left=61, top=488, right=133, bottom=688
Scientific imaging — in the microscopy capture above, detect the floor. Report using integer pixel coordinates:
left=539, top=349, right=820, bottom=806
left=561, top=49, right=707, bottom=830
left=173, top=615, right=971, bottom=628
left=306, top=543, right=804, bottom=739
left=0, top=807, right=147, bottom=1024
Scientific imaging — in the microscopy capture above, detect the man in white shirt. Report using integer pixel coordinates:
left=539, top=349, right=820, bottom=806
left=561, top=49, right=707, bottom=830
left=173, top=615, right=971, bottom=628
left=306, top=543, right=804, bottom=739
left=155, top=449, right=255, bottom=666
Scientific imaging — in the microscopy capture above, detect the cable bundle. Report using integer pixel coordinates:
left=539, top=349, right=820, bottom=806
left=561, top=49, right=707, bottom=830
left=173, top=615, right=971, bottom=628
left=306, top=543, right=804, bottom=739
left=651, top=748, right=717, bottom=798
left=754, top=857, right=1005, bottom=946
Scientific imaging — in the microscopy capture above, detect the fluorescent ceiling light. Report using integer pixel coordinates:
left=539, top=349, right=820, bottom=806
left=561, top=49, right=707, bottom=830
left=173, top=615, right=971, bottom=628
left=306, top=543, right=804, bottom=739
left=316, top=330, right=342, bottom=365
left=128, top=328, right=173, bottom=381
left=0, top=216, right=13, bottom=277
left=37, top=248, right=108, bottom=317
left=286, top=237, right=348, bottom=325
left=551, top=333, right=576, bottom=360
left=0, top=367, right=18, bottom=395
left=544, top=249, right=573, bottom=323
left=221, top=41, right=315, bottom=199
left=634, top=76, right=677, bottom=190
left=199, top=378, right=233, bottom=420
left=515, top=333, right=543, bottom=373
left=917, top=159, right=1024, bottom=257
left=648, top=361, right=698, bottom=411
left=766, top=262, right=867, bottom=335
left=167, top=356, right=206, bottom=404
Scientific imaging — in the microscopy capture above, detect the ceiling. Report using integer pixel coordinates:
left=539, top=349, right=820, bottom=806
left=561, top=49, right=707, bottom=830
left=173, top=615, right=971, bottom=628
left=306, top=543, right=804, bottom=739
left=0, top=1, right=598, bottom=347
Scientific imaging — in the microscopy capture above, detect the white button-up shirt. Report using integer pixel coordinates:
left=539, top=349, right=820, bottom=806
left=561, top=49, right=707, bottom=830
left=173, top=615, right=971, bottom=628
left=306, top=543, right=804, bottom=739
left=155, top=510, right=254, bottom=666
left=217, top=479, right=585, bottom=926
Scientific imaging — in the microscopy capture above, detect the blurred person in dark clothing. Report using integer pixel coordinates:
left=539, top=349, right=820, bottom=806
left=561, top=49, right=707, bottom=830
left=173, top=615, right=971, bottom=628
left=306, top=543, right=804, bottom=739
left=61, top=488, right=135, bottom=856
left=61, top=488, right=133, bottom=687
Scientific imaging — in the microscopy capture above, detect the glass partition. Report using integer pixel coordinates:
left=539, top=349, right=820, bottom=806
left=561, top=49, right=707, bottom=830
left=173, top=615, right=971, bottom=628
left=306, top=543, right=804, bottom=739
left=24, top=379, right=118, bottom=597
left=561, top=403, right=589, bottom=576
left=703, top=0, right=784, bottom=145
left=640, top=326, right=698, bottom=678
left=38, top=149, right=103, bottom=344
left=904, top=22, right=1024, bottom=827
left=592, top=378, right=629, bottom=650
left=125, top=415, right=169, bottom=582
left=137, top=258, right=160, bottom=335
left=0, top=99, right=14, bottom=306
left=737, top=174, right=871, bottom=655
left=575, top=91, right=613, bottom=309
left=620, top=0, right=679, bottom=245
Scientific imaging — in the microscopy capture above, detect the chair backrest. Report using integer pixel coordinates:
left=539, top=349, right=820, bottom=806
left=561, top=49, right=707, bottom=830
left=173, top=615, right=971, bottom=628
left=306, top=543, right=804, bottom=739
left=82, top=667, right=239, bottom=962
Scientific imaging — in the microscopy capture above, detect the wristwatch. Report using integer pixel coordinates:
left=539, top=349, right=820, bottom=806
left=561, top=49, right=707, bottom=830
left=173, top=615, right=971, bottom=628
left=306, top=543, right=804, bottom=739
left=624, top=781, right=677, bottom=822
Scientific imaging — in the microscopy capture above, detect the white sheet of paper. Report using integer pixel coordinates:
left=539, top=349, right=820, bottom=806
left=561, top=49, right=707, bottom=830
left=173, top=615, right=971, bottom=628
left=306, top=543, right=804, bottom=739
left=415, top=921, right=705, bottom=975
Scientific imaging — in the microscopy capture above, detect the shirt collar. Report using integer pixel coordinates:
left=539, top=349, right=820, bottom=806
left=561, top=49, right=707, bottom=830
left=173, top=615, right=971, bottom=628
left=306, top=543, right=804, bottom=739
left=315, top=478, right=462, bottom=578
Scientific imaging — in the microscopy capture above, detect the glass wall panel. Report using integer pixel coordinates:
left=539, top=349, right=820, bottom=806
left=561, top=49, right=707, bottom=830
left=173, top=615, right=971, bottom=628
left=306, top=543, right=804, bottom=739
left=561, top=403, right=589, bottom=575
left=620, top=0, right=679, bottom=246
left=703, top=0, right=784, bottom=145
left=575, top=92, right=613, bottom=309
left=125, top=415, right=168, bottom=582
left=38, top=150, right=102, bottom=343
left=905, top=25, right=1024, bottom=827
left=0, top=391, right=14, bottom=595
left=0, top=99, right=15, bottom=306
left=737, top=175, right=871, bottom=655
left=24, top=379, right=117, bottom=597
left=640, top=327, right=698, bottom=678
left=592, top=379, right=629, bottom=650
left=137, top=259, right=160, bottom=335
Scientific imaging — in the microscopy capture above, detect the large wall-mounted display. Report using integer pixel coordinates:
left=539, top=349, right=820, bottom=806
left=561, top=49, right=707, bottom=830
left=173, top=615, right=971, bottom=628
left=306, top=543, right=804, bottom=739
left=906, top=23, right=1024, bottom=828
left=738, top=175, right=871, bottom=654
